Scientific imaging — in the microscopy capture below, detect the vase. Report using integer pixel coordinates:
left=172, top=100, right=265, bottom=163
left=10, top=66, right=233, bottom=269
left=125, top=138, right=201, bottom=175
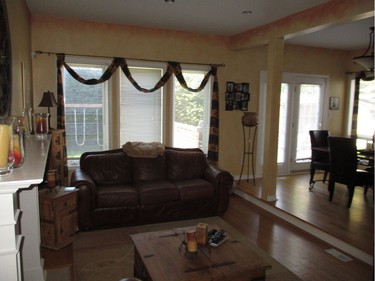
left=13, top=116, right=26, bottom=168
left=242, top=112, right=258, bottom=127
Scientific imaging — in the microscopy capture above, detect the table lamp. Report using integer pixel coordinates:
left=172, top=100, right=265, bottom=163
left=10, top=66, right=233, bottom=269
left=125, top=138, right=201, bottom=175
left=38, top=91, right=57, bottom=130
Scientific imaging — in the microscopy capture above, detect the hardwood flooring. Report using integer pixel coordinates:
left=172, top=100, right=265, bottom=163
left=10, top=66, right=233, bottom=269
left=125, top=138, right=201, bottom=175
left=234, top=173, right=373, bottom=255
left=47, top=173, right=373, bottom=281
left=222, top=195, right=373, bottom=281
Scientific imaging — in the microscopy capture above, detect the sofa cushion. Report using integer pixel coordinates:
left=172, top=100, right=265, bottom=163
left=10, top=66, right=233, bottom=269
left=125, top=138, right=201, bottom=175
left=82, top=152, right=132, bottom=185
left=96, top=185, right=138, bottom=208
left=173, top=179, right=215, bottom=201
left=132, top=155, right=167, bottom=183
left=166, top=149, right=208, bottom=180
left=136, top=180, right=179, bottom=205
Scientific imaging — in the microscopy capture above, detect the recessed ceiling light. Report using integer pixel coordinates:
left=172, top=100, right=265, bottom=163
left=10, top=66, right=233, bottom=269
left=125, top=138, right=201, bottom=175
left=165, top=0, right=175, bottom=3
left=242, top=10, right=253, bottom=15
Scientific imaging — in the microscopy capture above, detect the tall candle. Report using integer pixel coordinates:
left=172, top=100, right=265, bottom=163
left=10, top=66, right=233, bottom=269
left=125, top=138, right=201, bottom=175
left=0, top=124, right=11, bottom=168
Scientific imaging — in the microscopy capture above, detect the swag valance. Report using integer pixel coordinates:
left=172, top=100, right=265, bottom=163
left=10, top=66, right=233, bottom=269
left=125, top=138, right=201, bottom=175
left=56, top=54, right=220, bottom=169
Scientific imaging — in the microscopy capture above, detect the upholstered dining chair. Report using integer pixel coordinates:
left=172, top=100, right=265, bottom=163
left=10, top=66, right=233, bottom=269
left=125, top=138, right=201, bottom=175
left=309, top=130, right=330, bottom=189
left=328, top=136, right=374, bottom=208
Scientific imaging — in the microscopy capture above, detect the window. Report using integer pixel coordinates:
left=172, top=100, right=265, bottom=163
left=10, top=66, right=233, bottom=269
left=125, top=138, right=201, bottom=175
left=63, top=58, right=212, bottom=165
left=119, top=62, right=164, bottom=144
left=172, top=66, right=211, bottom=154
left=63, top=57, right=111, bottom=166
left=349, top=78, right=375, bottom=149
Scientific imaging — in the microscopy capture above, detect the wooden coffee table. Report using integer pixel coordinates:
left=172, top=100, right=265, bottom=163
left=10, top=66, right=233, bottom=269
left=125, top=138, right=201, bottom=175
left=131, top=221, right=272, bottom=281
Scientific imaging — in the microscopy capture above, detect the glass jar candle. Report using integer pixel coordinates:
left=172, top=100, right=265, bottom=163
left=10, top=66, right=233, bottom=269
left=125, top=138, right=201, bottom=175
left=34, top=113, right=49, bottom=138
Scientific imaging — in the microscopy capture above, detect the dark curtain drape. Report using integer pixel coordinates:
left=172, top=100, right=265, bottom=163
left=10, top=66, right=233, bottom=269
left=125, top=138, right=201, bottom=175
left=350, top=75, right=361, bottom=138
left=56, top=53, right=68, bottom=185
left=56, top=55, right=220, bottom=164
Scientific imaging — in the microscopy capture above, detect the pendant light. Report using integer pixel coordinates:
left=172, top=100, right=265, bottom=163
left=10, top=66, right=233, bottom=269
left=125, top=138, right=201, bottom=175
left=353, top=27, right=374, bottom=71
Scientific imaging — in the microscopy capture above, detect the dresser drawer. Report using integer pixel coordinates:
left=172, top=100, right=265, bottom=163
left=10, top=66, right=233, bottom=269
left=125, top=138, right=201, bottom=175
left=55, top=194, right=77, bottom=213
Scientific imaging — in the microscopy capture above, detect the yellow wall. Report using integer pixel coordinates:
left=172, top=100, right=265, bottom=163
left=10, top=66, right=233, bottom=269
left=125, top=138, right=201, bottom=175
left=28, top=15, right=363, bottom=176
left=3, top=0, right=370, bottom=178
left=5, top=0, right=32, bottom=114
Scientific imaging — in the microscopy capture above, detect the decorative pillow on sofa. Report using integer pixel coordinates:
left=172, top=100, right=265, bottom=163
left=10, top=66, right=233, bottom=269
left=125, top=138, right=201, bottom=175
left=82, top=152, right=132, bottom=185
left=166, top=149, right=208, bottom=180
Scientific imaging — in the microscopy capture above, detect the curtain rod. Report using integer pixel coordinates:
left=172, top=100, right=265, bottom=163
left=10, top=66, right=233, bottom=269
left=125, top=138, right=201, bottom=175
left=34, top=50, right=226, bottom=67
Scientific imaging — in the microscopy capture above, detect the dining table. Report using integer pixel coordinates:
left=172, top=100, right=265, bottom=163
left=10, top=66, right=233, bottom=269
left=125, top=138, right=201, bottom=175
left=312, top=146, right=374, bottom=168
left=357, top=149, right=374, bottom=169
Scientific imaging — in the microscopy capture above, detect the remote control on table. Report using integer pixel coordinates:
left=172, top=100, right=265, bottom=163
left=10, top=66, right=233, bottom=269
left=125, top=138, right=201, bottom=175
left=208, top=229, right=228, bottom=247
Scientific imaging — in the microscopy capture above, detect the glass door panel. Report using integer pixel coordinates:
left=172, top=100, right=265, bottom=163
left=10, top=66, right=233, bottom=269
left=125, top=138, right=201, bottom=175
left=290, top=78, right=325, bottom=171
left=294, top=84, right=322, bottom=162
left=277, top=75, right=326, bottom=173
left=277, top=83, right=289, bottom=174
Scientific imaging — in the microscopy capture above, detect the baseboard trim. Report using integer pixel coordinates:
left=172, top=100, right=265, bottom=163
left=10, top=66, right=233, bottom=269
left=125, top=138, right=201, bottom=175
left=233, top=188, right=373, bottom=265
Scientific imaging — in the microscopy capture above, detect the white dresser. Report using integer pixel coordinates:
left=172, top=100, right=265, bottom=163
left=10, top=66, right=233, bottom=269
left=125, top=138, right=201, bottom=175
left=0, top=135, right=51, bottom=281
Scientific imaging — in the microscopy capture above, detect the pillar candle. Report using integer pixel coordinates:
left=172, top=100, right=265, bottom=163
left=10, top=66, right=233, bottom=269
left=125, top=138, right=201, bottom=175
left=0, top=125, right=11, bottom=168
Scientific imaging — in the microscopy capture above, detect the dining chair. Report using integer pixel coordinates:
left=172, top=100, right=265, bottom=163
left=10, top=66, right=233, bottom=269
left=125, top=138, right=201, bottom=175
left=309, top=130, right=330, bottom=189
left=328, top=136, right=374, bottom=208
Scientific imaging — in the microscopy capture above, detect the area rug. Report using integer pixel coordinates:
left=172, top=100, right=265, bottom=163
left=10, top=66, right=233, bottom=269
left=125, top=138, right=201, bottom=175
left=47, top=217, right=301, bottom=281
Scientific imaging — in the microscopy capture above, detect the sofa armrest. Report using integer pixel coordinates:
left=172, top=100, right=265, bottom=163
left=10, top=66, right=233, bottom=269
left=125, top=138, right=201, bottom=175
left=70, top=168, right=97, bottom=230
left=204, top=165, right=233, bottom=215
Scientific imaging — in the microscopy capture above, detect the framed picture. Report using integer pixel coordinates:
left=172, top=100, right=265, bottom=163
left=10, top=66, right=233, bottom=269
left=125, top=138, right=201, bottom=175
left=242, top=83, right=249, bottom=93
left=225, top=100, right=233, bottom=111
left=234, top=83, right=243, bottom=92
left=329, top=97, right=339, bottom=110
left=241, top=92, right=249, bottom=101
left=235, top=92, right=242, bottom=102
left=226, top=82, right=234, bottom=92
left=225, top=81, right=250, bottom=111
left=240, top=101, right=248, bottom=111
left=225, top=92, right=234, bottom=100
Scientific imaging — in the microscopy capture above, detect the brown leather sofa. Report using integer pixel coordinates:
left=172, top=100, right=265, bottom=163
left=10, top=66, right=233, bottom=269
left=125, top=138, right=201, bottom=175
left=70, top=147, right=233, bottom=230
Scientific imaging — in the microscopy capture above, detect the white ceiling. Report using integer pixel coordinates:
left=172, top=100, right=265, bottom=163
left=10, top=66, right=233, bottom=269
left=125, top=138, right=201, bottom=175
left=25, top=0, right=374, bottom=51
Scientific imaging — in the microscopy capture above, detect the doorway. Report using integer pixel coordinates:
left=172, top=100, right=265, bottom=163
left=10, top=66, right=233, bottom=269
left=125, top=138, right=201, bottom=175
left=257, top=72, right=328, bottom=176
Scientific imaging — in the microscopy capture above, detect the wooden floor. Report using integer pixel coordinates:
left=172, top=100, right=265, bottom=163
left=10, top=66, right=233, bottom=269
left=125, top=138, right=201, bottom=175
left=48, top=173, right=373, bottom=281
left=222, top=195, right=373, bottom=281
left=234, top=173, right=374, bottom=255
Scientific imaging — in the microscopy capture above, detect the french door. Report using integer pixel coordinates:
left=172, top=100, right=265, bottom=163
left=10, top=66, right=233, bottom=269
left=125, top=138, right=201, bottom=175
left=277, top=75, right=327, bottom=174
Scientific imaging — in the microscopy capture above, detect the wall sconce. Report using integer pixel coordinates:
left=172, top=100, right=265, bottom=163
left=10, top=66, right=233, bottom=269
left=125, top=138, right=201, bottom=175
left=38, top=91, right=57, bottom=130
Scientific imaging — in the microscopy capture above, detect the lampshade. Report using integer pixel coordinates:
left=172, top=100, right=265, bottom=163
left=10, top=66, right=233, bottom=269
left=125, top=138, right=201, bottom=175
left=38, top=91, right=57, bottom=108
left=353, top=27, right=374, bottom=71
left=352, top=56, right=374, bottom=71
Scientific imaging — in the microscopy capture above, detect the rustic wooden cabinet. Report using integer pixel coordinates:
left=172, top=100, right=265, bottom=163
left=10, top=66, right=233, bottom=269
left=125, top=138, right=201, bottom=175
left=39, top=187, right=78, bottom=250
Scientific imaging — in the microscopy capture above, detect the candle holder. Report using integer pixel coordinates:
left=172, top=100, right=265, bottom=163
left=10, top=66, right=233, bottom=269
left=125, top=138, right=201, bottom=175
left=178, top=229, right=201, bottom=258
left=33, top=113, right=49, bottom=138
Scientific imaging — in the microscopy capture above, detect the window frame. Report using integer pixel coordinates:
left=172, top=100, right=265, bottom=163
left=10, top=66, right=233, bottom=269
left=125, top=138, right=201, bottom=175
left=117, top=60, right=167, bottom=145
left=63, top=56, right=113, bottom=167
left=171, top=64, right=212, bottom=154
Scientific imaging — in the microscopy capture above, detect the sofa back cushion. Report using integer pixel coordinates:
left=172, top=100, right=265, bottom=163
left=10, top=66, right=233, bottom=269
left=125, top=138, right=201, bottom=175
left=132, top=155, right=167, bottom=183
left=166, top=149, right=208, bottom=180
left=81, top=152, right=132, bottom=185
